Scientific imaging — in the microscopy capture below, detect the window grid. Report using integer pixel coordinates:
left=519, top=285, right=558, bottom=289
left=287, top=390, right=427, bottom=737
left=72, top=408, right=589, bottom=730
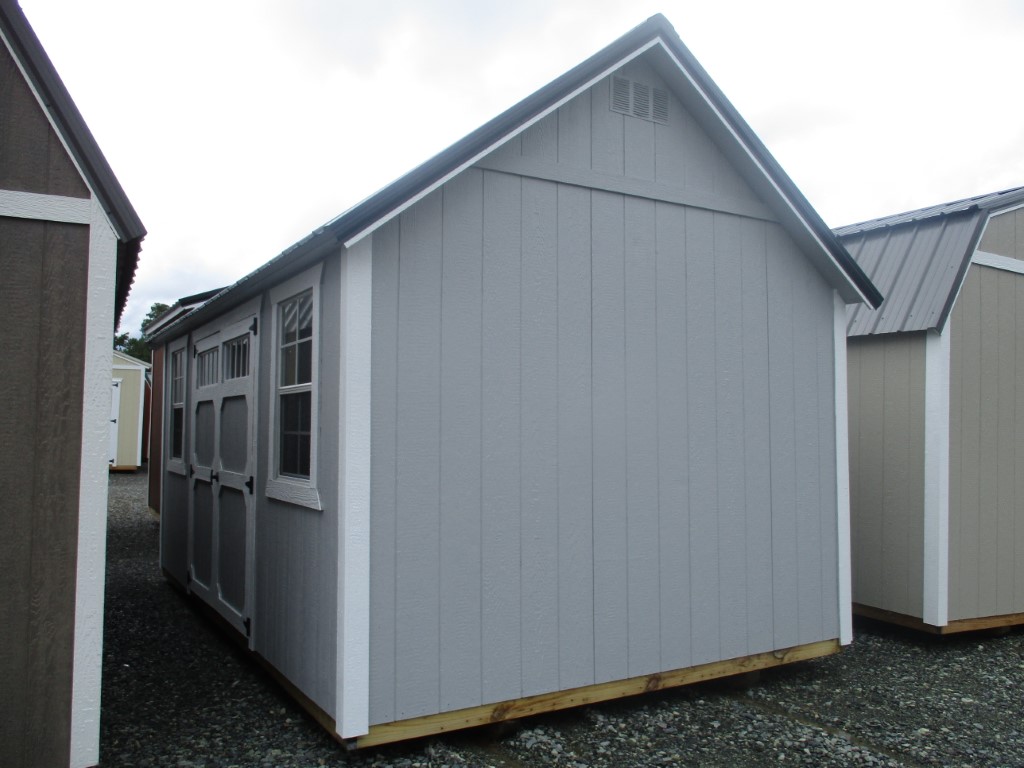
left=223, top=335, right=250, bottom=380
left=278, top=291, right=313, bottom=478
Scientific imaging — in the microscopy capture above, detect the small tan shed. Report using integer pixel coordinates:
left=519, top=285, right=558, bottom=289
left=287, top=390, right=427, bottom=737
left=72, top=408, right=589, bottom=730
left=110, top=349, right=149, bottom=471
left=842, top=186, right=1024, bottom=633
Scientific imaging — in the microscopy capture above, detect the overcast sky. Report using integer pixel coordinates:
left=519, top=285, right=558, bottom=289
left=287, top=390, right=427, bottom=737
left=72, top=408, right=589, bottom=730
left=18, top=0, right=1024, bottom=335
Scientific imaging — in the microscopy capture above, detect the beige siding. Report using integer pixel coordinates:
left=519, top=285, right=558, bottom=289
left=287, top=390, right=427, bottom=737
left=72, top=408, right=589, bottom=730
left=848, top=333, right=927, bottom=617
left=113, top=367, right=143, bottom=468
left=948, top=264, right=1024, bottom=620
left=979, top=208, right=1024, bottom=260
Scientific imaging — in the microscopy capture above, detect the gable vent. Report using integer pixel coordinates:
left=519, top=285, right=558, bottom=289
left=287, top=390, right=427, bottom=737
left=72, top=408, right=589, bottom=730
left=611, top=76, right=631, bottom=114
left=610, top=75, right=668, bottom=124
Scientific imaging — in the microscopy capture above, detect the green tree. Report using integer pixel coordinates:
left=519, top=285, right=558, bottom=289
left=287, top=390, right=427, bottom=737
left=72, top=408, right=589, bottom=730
left=114, top=302, right=170, bottom=363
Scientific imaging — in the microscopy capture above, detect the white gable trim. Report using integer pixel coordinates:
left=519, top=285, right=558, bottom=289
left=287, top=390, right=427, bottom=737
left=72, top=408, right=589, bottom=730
left=922, top=328, right=951, bottom=627
left=70, top=197, right=118, bottom=768
left=341, top=40, right=661, bottom=249
left=658, top=46, right=872, bottom=307
left=336, top=238, right=372, bottom=738
left=972, top=250, right=1024, bottom=276
left=833, top=292, right=853, bottom=645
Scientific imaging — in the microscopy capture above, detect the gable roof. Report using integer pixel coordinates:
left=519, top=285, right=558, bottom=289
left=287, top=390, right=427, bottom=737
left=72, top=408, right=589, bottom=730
left=149, top=13, right=880, bottom=343
left=839, top=186, right=1024, bottom=336
left=0, top=0, right=146, bottom=324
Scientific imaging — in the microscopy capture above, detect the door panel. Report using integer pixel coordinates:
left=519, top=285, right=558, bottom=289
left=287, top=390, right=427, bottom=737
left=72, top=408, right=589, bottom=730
left=187, top=311, right=258, bottom=644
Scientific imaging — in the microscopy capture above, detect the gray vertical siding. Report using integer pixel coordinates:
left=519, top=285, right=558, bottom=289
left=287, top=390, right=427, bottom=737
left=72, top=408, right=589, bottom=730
left=368, top=67, right=840, bottom=723
left=948, top=264, right=1024, bottom=621
left=979, top=208, right=1024, bottom=260
left=846, top=333, right=927, bottom=618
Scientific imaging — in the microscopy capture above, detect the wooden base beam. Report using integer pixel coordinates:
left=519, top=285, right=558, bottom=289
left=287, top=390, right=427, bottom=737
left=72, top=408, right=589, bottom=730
left=854, top=603, right=1024, bottom=635
left=355, top=639, right=839, bottom=748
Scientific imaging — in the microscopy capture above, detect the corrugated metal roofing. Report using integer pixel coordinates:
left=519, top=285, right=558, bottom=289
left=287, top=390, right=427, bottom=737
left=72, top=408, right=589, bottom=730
left=840, top=186, right=1024, bottom=336
left=0, top=0, right=147, bottom=324
left=149, top=13, right=881, bottom=344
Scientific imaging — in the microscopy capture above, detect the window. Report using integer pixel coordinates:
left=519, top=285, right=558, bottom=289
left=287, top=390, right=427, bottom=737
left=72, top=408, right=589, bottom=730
left=222, top=334, right=249, bottom=380
left=277, top=291, right=312, bottom=478
left=170, top=348, right=185, bottom=460
left=196, top=347, right=219, bottom=387
left=266, top=262, right=322, bottom=509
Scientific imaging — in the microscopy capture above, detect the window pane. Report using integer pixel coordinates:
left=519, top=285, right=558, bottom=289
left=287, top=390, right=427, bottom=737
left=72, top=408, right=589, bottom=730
left=281, top=298, right=298, bottom=344
left=281, top=345, right=297, bottom=386
left=279, top=390, right=311, bottom=478
left=297, top=339, right=312, bottom=384
left=297, top=293, right=313, bottom=339
left=223, top=335, right=249, bottom=380
left=172, top=407, right=184, bottom=459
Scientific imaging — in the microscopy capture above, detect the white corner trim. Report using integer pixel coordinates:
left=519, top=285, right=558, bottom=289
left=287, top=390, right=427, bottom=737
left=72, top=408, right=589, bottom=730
left=70, top=198, right=117, bottom=768
left=0, top=189, right=91, bottom=224
left=135, top=369, right=147, bottom=466
left=972, top=250, right=1024, bottom=276
left=922, top=329, right=951, bottom=627
left=336, top=237, right=372, bottom=738
left=833, top=292, right=853, bottom=645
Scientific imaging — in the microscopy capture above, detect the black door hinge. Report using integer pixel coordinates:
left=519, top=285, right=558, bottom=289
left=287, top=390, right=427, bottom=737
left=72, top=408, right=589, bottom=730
left=189, top=463, right=195, bottom=477
left=210, top=470, right=219, bottom=482
left=193, top=345, right=197, bottom=359
left=112, top=381, right=119, bottom=387
left=249, top=317, right=258, bottom=336
left=244, top=617, right=251, bottom=638
left=245, top=476, right=254, bottom=495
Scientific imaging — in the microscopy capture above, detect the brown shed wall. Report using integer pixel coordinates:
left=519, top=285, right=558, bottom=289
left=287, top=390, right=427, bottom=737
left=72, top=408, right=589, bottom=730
left=0, top=216, right=90, bottom=768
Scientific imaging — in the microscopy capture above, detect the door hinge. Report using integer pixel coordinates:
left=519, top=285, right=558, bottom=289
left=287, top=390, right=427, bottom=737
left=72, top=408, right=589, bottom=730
left=244, top=617, right=252, bottom=638
left=193, top=345, right=197, bottom=359
left=249, top=317, right=258, bottom=336
left=112, top=381, right=119, bottom=387
left=210, top=470, right=219, bottom=483
left=189, top=463, right=195, bottom=477
left=245, top=476, right=254, bottom=495
left=110, top=418, right=117, bottom=423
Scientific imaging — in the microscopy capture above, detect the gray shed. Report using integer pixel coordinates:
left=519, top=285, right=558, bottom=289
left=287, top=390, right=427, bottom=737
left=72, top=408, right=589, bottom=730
left=842, top=185, right=1024, bottom=633
left=150, top=14, right=880, bottom=746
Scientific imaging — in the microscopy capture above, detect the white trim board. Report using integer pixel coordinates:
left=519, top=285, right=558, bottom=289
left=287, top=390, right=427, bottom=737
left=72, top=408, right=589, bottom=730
left=341, top=40, right=661, bottom=249
left=70, top=198, right=117, bottom=768
left=833, top=292, right=853, bottom=645
left=0, top=189, right=91, bottom=224
left=922, top=329, right=951, bottom=627
left=336, top=238, right=373, bottom=738
left=972, top=250, right=1024, bottom=276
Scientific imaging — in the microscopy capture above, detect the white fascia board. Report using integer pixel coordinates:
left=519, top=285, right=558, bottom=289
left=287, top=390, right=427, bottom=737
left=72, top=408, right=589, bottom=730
left=972, top=250, right=1024, bottom=276
left=922, top=328, right=951, bottom=627
left=336, top=237, right=372, bottom=738
left=656, top=47, right=873, bottom=308
left=833, top=292, right=853, bottom=644
left=70, top=198, right=117, bottom=768
left=342, top=40, right=661, bottom=249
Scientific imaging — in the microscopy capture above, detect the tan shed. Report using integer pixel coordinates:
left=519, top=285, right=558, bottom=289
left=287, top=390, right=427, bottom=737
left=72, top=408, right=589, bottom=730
left=841, top=186, right=1024, bottom=633
left=110, top=350, right=149, bottom=471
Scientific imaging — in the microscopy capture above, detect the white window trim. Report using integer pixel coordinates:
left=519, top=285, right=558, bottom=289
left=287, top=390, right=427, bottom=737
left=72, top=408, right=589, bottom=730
left=166, top=336, right=189, bottom=477
left=267, top=262, right=324, bottom=510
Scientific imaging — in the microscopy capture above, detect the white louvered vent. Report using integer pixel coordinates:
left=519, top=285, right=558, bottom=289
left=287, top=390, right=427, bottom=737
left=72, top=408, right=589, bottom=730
left=610, top=75, right=668, bottom=124
left=653, top=87, right=669, bottom=123
left=611, top=76, right=631, bottom=113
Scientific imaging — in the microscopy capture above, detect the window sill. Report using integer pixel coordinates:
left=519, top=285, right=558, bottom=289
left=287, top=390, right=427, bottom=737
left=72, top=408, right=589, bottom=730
left=266, top=477, right=322, bottom=510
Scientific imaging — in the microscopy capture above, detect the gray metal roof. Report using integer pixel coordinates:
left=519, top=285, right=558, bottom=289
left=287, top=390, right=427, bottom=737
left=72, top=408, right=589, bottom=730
left=840, top=186, right=1024, bottom=336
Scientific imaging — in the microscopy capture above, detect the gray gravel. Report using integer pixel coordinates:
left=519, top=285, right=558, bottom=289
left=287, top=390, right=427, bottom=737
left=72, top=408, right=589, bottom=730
left=102, top=471, right=1024, bottom=767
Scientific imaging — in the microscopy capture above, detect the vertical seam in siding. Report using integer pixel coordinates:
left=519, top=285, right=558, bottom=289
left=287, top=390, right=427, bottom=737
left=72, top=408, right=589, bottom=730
left=653, top=202, right=663, bottom=669
left=436, top=189, right=445, bottom=714
left=763, top=222, right=776, bottom=645
left=392, top=222, right=402, bottom=716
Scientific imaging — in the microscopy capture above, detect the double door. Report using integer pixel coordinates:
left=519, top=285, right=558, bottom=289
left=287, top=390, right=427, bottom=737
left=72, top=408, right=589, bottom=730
left=188, top=311, right=258, bottom=642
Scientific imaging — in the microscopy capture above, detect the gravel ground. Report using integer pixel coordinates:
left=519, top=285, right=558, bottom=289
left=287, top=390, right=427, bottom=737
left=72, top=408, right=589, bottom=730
left=101, top=471, right=1024, bottom=767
